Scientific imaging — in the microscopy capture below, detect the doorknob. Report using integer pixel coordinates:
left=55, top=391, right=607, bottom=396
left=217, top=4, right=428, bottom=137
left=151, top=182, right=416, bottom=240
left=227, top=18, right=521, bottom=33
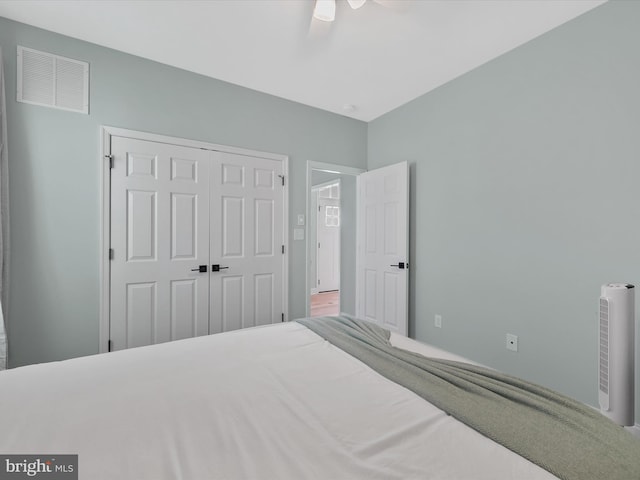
left=390, top=262, right=408, bottom=270
left=191, top=265, right=208, bottom=273
left=212, top=264, right=229, bottom=272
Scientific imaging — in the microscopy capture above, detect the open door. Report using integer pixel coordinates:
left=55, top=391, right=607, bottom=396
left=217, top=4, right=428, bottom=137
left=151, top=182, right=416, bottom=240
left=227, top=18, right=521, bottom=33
left=356, top=161, right=409, bottom=336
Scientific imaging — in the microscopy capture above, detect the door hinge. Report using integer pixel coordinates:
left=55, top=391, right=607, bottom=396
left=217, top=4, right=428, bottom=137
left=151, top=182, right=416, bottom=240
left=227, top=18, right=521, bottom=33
left=109, top=248, right=114, bottom=260
left=108, top=340, right=112, bottom=352
left=105, top=154, right=114, bottom=168
left=282, top=245, right=285, bottom=254
left=281, top=313, right=285, bottom=322
left=278, top=174, right=285, bottom=186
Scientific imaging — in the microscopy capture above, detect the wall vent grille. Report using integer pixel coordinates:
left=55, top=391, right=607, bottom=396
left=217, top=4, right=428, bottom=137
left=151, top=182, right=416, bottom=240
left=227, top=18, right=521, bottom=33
left=599, top=297, right=610, bottom=395
left=17, top=46, right=89, bottom=114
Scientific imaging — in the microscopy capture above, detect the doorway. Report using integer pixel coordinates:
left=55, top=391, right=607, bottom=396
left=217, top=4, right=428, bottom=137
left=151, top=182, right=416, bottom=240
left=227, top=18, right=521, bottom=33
left=306, top=161, right=364, bottom=318
left=311, top=180, right=341, bottom=316
left=305, top=160, right=410, bottom=336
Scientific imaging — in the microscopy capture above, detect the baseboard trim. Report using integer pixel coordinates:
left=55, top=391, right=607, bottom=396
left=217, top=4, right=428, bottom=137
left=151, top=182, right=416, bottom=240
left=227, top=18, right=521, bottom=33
left=625, top=424, right=640, bottom=438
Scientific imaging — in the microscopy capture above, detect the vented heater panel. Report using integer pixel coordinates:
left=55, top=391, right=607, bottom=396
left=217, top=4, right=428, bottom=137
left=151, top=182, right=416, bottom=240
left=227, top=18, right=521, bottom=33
left=598, top=297, right=609, bottom=406
left=17, top=46, right=89, bottom=114
left=598, top=283, right=635, bottom=426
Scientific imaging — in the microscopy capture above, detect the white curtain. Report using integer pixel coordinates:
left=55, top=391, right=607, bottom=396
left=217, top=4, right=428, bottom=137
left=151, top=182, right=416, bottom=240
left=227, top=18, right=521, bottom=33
left=0, top=47, right=9, bottom=370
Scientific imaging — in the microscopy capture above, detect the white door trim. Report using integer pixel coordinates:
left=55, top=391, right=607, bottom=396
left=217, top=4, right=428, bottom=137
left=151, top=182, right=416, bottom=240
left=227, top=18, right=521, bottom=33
left=305, top=161, right=364, bottom=317
left=100, top=126, right=289, bottom=353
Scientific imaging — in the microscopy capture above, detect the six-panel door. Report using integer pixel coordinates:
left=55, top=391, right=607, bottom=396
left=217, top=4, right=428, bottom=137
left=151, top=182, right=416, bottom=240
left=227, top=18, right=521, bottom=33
left=357, top=162, right=409, bottom=336
left=209, top=151, right=284, bottom=334
left=109, top=138, right=285, bottom=350
left=110, top=137, right=211, bottom=349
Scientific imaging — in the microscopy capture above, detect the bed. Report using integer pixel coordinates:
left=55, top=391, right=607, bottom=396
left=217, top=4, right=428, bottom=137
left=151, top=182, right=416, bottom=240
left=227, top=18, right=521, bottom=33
left=0, top=315, right=638, bottom=480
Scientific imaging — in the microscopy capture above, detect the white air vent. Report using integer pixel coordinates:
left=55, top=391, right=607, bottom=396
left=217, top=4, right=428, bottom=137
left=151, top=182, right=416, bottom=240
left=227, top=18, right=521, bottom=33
left=598, top=297, right=609, bottom=400
left=17, top=46, right=89, bottom=114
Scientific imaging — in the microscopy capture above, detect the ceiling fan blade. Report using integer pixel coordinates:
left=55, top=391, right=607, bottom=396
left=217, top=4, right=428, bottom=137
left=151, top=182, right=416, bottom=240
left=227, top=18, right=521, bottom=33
left=313, top=0, right=336, bottom=22
left=347, top=0, right=367, bottom=9
left=371, top=0, right=413, bottom=11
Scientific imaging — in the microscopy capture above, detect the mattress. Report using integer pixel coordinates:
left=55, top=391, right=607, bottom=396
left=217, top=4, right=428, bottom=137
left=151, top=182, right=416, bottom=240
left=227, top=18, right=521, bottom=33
left=0, top=321, right=562, bottom=479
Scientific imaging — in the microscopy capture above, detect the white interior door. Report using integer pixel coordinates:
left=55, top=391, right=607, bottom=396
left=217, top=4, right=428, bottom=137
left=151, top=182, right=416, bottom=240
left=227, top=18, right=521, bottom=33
left=109, top=136, right=287, bottom=350
left=356, top=161, right=409, bottom=336
left=110, top=137, right=211, bottom=350
left=209, top=151, right=285, bottom=333
left=317, top=197, right=340, bottom=292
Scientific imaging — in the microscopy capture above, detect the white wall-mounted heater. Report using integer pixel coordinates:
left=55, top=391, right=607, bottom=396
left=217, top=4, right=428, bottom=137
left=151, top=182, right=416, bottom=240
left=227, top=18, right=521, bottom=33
left=599, top=283, right=635, bottom=426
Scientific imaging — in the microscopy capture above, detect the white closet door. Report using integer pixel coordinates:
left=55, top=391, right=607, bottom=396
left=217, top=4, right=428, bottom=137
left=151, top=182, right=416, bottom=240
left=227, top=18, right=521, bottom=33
left=209, top=151, right=284, bottom=333
left=110, top=137, right=211, bottom=350
left=357, top=161, right=409, bottom=336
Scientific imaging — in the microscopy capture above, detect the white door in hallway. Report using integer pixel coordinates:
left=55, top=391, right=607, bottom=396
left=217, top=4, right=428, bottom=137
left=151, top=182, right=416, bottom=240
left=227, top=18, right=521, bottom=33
left=110, top=137, right=211, bottom=350
left=109, top=136, right=286, bottom=350
left=356, top=161, right=409, bottom=336
left=317, top=194, right=340, bottom=292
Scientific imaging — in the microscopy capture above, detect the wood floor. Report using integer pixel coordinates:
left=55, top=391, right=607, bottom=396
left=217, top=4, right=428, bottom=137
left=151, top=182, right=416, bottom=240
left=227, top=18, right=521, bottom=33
left=310, top=290, right=340, bottom=317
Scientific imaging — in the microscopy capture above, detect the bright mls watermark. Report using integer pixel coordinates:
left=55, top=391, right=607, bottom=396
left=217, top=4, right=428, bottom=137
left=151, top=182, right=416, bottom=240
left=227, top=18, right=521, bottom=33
left=0, top=455, right=77, bottom=479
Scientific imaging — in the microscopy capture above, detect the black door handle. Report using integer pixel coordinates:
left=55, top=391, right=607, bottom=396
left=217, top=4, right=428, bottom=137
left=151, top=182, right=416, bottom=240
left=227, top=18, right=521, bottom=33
left=212, top=264, right=230, bottom=272
left=390, top=262, right=407, bottom=269
left=191, top=265, right=208, bottom=273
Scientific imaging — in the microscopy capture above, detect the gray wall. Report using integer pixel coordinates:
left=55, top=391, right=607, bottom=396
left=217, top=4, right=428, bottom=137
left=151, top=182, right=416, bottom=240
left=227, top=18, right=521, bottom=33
left=338, top=174, right=357, bottom=314
left=0, top=17, right=367, bottom=367
left=368, top=0, right=640, bottom=422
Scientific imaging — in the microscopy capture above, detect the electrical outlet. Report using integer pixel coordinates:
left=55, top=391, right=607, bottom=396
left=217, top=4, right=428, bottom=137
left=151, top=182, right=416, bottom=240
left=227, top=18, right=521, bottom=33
left=434, top=314, right=442, bottom=328
left=506, top=334, right=518, bottom=352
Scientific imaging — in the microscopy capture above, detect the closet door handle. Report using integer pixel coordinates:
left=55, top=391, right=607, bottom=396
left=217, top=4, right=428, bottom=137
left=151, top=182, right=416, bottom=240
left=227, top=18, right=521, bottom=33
left=191, top=265, right=208, bottom=273
left=390, top=262, right=407, bottom=270
left=212, top=264, right=229, bottom=272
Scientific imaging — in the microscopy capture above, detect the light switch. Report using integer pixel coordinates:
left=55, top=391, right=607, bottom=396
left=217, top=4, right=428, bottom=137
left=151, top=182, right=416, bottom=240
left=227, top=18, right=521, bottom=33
left=293, top=228, right=305, bottom=241
left=297, top=214, right=305, bottom=226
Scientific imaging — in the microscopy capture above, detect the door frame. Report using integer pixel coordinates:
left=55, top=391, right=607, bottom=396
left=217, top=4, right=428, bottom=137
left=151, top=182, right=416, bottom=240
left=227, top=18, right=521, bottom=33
left=312, top=179, right=341, bottom=294
left=100, top=126, right=289, bottom=353
left=305, top=161, right=364, bottom=317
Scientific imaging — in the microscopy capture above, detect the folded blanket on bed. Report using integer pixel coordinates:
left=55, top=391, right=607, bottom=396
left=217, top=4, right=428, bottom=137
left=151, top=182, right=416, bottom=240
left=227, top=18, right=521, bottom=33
left=297, top=315, right=640, bottom=480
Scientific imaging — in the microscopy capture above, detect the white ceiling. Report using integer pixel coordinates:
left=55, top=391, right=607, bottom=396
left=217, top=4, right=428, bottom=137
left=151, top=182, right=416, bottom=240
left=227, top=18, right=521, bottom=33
left=0, top=0, right=605, bottom=121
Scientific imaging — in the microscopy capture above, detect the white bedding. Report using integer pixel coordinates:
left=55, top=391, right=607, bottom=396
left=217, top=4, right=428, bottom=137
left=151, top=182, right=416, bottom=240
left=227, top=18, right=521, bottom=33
left=0, top=322, right=558, bottom=479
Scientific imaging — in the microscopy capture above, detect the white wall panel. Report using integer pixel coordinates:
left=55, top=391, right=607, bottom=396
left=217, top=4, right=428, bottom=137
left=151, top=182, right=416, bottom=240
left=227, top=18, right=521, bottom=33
left=384, top=202, right=398, bottom=255
left=222, top=163, right=244, bottom=186
left=383, top=272, right=398, bottom=328
left=171, top=279, right=196, bottom=340
left=171, top=193, right=196, bottom=259
left=222, top=276, right=244, bottom=331
left=222, top=196, right=244, bottom=257
left=254, top=168, right=274, bottom=189
left=365, top=205, right=376, bottom=254
left=254, top=273, right=274, bottom=326
left=255, top=199, right=274, bottom=256
left=127, top=190, right=156, bottom=261
left=365, top=269, right=377, bottom=320
left=126, top=282, right=156, bottom=348
left=127, top=153, right=156, bottom=179
left=171, top=157, right=197, bottom=182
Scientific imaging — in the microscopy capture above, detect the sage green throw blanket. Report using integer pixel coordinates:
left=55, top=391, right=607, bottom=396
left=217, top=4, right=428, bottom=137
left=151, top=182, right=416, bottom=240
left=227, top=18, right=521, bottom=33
left=297, top=315, right=640, bottom=480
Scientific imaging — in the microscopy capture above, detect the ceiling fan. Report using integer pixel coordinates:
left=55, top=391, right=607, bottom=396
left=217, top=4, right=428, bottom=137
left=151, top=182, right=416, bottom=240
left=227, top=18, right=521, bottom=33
left=313, top=0, right=367, bottom=22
